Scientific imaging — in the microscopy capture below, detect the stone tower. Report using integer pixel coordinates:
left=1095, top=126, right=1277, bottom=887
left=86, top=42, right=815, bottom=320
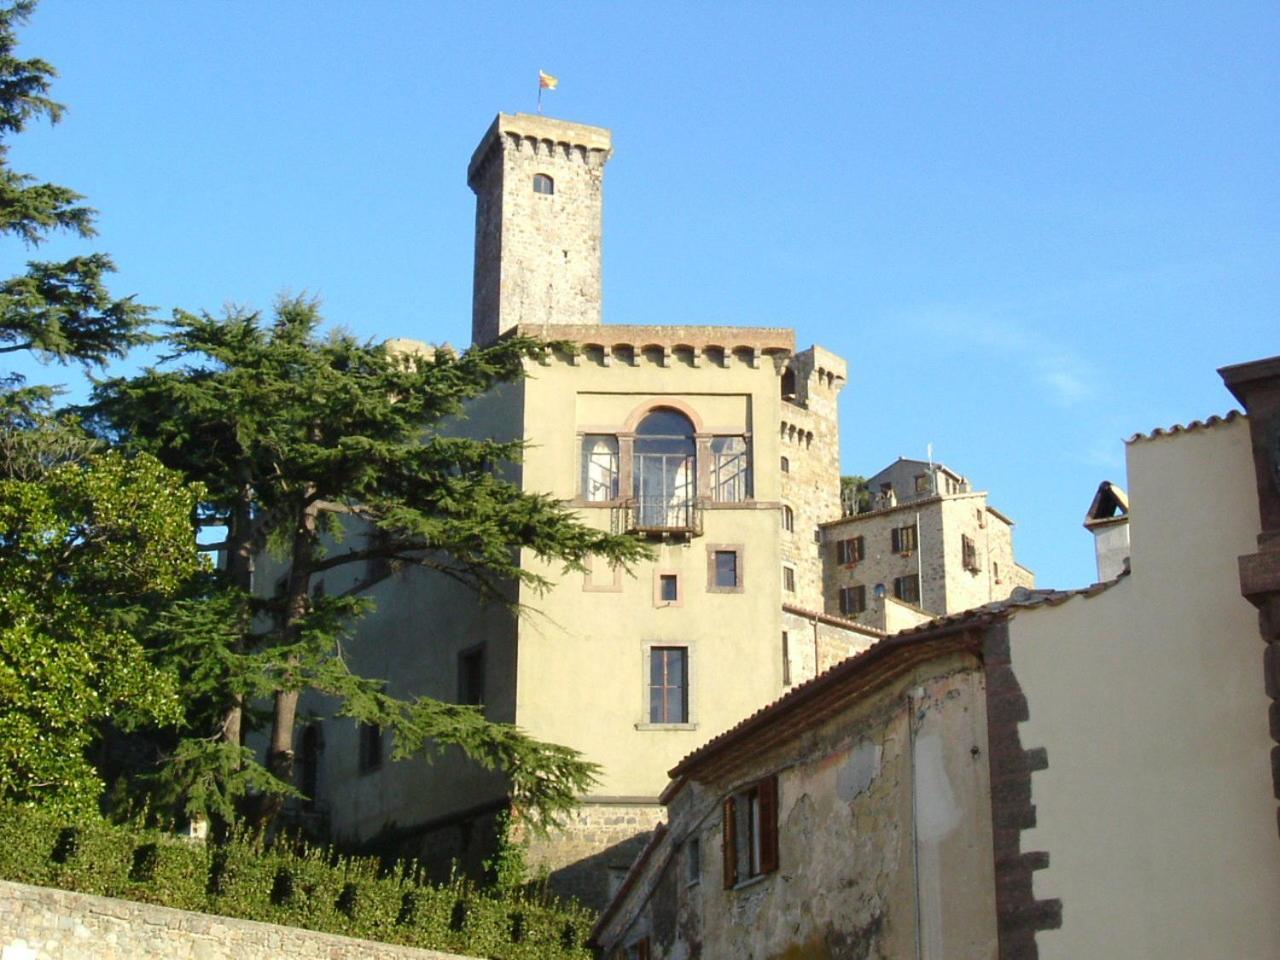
left=467, top=113, right=613, bottom=346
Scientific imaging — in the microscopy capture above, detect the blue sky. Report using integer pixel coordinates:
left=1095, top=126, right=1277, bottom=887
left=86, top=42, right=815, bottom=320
left=8, top=1, right=1278, bottom=590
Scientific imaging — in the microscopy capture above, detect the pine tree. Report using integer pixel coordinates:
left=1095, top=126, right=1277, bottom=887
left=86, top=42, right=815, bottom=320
left=91, top=299, right=650, bottom=830
left=0, top=1, right=148, bottom=414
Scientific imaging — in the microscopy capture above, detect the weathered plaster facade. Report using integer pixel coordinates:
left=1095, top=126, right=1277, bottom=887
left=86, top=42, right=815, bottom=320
left=593, top=635, right=999, bottom=960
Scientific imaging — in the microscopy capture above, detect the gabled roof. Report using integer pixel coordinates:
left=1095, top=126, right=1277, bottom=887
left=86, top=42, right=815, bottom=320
left=1083, top=481, right=1129, bottom=530
left=1126, top=409, right=1243, bottom=444
left=664, top=581, right=1125, bottom=793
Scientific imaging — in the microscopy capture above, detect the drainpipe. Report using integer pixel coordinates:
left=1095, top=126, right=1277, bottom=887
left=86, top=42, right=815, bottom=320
left=915, top=510, right=923, bottom=610
left=811, top=614, right=820, bottom=678
left=907, top=686, right=925, bottom=960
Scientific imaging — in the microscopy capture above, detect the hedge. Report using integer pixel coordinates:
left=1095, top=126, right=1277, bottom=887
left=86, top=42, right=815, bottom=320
left=0, top=804, right=594, bottom=959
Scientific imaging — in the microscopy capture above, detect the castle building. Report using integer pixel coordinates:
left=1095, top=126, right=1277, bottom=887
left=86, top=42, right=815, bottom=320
left=821, top=457, right=1035, bottom=630
left=293, top=114, right=878, bottom=905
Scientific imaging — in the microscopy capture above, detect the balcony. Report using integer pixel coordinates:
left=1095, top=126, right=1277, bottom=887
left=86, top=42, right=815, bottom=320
left=613, top=497, right=705, bottom=538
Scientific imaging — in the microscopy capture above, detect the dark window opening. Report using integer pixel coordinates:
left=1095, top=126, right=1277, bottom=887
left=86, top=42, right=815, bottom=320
left=782, top=505, right=794, bottom=532
left=893, top=574, right=921, bottom=605
left=835, top=536, right=864, bottom=565
left=839, top=584, right=867, bottom=616
left=533, top=173, right=554, bottom=195
left=458, top=645, right=485, bottom=706
left=782, top=566, right=796, bottom=593
left=659, top=574, right=679, bottom=602
left=358, top=722, right=383, bottom=773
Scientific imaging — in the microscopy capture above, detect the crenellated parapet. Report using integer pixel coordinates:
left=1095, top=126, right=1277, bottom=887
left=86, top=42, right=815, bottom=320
left=510, top=323, right=795, bottom=369
left=467, top=113, right=613, bottom=189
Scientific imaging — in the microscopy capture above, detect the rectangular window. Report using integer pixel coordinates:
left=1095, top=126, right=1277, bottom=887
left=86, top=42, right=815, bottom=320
left=782, top=505, right=794, bottom=532
left=781, top=631, right=791, bottom=686
left=835, top=535, right=864, bottom=565
left=649, top=647, right=688, bottom=724
left=839, top=584, right=866, bottom=616
left=722, top=775, right=778, bottom=888
left=357, top=722, right=382, bottom=773
left=686, top=837, right=701, bottom=885
left=711, top=436, right=751, bottom=502
left=782, top=566, right=795, bottom=593
left=891, top=524, right=918, bottom=554
left=962, top=534, right=980, bottom=571
left=659, top=573, right=679, bottom=602
left=709, top=547, right=742, bottom=592
left=914, top=473, right=931, bottom=493
left=458, top=645, right=485, bottom=706
left=581, top=434, right=620, bottom=502
left=894, top=574, right=921, bottom=605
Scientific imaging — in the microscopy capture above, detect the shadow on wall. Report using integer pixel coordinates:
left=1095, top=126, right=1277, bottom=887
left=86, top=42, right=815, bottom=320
left=546, top=831, right=656, bottom=913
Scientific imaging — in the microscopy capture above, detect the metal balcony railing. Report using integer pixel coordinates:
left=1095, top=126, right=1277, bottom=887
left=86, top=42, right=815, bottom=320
left=613, top=497, right=705, bottom=537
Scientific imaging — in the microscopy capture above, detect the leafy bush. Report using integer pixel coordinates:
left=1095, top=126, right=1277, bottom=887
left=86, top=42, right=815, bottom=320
left=0, top=804, right=594, bottom=959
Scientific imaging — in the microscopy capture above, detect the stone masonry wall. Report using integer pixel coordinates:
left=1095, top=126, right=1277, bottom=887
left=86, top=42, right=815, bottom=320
left=824, top=492, right=1033, bottom=627
left=469, top=115, right=610, bottom=345
left=781, top=607, right=878, bottom=687
left=520, top=802, right=665, bottom=911
left=0, top=881, right=474, bottom=960
left=780, top=346, right=846, bottom=612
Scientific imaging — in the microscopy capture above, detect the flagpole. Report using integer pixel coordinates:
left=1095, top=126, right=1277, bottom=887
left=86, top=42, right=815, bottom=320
left=537, top=79, right=543, bottom=114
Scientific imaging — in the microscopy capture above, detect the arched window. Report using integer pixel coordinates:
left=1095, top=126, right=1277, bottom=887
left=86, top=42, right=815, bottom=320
left=782, top=505, right=795, bottom=532
left=634, top=408, right=696, bottom=528
left=533, top=173, right=554, bottom=195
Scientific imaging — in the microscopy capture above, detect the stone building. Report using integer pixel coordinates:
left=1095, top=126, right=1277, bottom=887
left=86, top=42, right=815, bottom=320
left=281, top=113, right=879, bottom=906
left=592, top=359, right=1280, bottom=959
left=822, top=458, right=1034, bottom=630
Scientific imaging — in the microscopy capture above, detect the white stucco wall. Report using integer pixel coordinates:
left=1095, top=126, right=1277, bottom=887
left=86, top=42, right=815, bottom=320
left=1009, top=417, right=1279, bottom=959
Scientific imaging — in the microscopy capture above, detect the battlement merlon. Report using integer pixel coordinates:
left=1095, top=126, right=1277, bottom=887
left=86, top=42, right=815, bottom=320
left=467, top=113, right=613, bottom=187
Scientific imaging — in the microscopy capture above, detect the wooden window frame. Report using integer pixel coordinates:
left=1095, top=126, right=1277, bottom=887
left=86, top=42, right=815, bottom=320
left=707, top=544, right=745, bottom=594
left=648, top=646, right=689, bottom=724
left=722, top=775, right=779, bottom=889
left=839, top=584, right=866, bottom=616
left=891, top=523, right=918, bottom=555
left=782, top=565, right=796, bottom=593
left=893, top=573, right=921, bottom=605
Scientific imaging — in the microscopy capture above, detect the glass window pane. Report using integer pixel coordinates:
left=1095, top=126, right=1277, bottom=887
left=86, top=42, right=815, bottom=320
left=715, top=550, right=737, bottom=587
left=650, top=686, right=664, bottom=722
left=667, top=688, right=686, bottom=724
left=667, top=649, right=685, bottom=685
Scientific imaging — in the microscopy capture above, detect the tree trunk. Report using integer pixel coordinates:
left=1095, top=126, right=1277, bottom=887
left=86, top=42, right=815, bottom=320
left=261, top=491, right=318, bottom=827
left=220, top=482, right=254, bottom=750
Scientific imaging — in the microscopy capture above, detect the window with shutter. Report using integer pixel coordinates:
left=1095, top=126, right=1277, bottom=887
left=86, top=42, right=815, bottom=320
left=722, top=775, right=779, bottom=889
left=891, top=524, right=917, bottom=554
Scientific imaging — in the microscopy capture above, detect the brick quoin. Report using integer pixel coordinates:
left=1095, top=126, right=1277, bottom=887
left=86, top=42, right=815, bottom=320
left=982, top=620, right=1062, bottom=960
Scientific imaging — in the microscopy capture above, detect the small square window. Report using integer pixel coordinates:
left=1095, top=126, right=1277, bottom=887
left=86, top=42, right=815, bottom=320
left=780, top=456, right=790, bottom=474
left=839, top=584, right=866, bottom=616
left=893, top=574, right=921, bottom=605
left=660, top=574, right=678, bottom=602
left=708, top=546, right=744, bottom=593
left=782, top=566, right=796, bottom=593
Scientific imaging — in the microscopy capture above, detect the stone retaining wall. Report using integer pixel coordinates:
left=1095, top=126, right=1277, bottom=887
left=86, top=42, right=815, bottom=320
left=0, top=880, right=476, bottom=960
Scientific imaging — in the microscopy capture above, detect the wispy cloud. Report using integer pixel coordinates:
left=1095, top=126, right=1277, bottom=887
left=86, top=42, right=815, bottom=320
left=907, top=306, right=1100, bottom=408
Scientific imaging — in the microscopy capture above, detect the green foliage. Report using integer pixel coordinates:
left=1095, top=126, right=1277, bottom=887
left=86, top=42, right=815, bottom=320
left=0, top=1, right=149, bottom=397
left=0, top=803, right=596, bottom=959
left=0, top=450, right=203, bottom=814
left=88, top=298, right=646, bottom=829
left=841, top=474, right=871, bottom=514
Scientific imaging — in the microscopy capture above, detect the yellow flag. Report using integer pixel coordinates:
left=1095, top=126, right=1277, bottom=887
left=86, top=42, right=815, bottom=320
left=539, top=70, right=559, bottom=91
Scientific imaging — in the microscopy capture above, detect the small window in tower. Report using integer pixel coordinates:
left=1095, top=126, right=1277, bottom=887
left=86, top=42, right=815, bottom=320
left=782, top=505, right=795, bottom=532
left=533, top=173, right=554, bottom=195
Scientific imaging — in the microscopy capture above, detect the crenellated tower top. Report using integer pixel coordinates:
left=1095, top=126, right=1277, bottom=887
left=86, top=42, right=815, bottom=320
left=468, top=113, right=613, bottom=346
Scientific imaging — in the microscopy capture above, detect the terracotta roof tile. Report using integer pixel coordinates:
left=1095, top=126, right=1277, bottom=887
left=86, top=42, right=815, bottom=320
left=1126, top=409, right=1243, bottom=444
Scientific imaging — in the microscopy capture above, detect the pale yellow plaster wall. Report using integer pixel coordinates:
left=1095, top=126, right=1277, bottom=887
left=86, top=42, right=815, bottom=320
left=513, top=348, right=790, bottom=799
left=1009, top=416, right=1279, bottom=959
